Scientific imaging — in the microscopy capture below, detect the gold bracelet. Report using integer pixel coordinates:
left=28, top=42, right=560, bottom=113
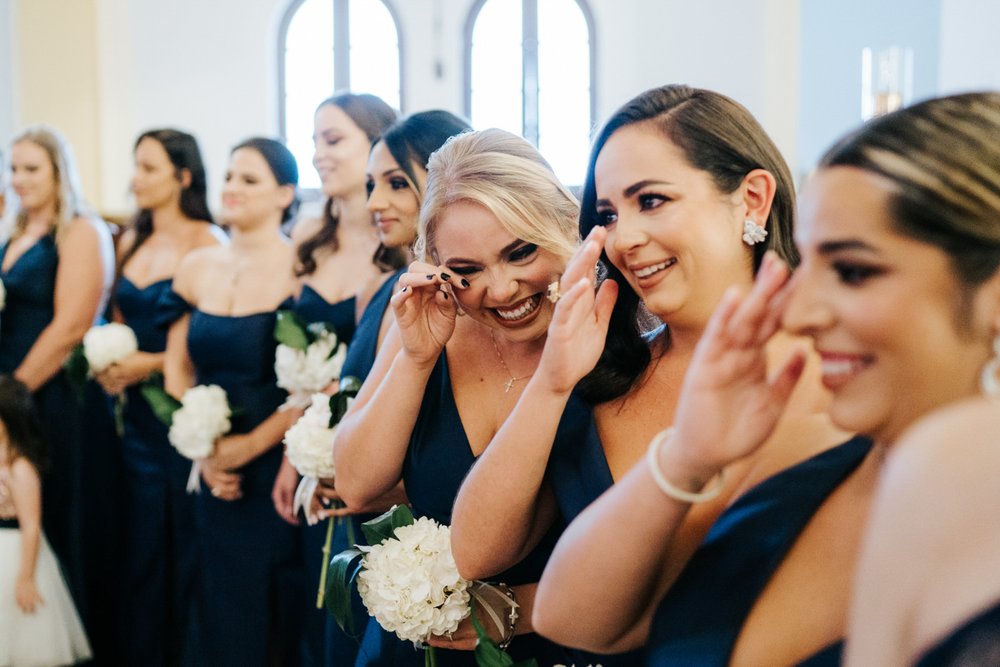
left=646, top=427, right=726, bottom=503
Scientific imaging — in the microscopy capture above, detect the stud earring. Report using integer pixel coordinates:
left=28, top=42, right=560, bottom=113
left=742, top=219, right=768, bottom=246
left=980, top=334, right=1000, bottom=398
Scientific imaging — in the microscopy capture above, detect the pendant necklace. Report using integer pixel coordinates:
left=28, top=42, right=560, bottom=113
left=489, top=329, right=533, bottom=393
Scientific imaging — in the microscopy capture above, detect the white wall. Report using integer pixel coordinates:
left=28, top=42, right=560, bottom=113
left=939, top=0, right=1000, bottom=93
left=0, top=0, right=15, bottom=147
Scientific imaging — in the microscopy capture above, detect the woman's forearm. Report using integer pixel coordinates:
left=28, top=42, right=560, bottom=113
left=451, top=377, right=571, bottom=580
left=333, top=348, right=435, bottom=509
left=15, top=318, right=91, bottom=391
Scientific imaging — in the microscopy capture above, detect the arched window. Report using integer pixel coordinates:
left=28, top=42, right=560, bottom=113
left=279, top=0, right=402, bottom=189
left=465, top=0, right=596, bottom=186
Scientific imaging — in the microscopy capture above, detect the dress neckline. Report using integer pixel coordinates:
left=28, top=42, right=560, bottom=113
left=120, top=274, right=173, bottom=292
left=0, top=235, right=53, bottom=276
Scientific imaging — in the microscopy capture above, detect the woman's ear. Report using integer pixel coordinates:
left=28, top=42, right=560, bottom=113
left=740, top=168, right=777, bottom=225
left=277, top=184, right=296, bottom=212
left=178, top=168, right=192, bottom=190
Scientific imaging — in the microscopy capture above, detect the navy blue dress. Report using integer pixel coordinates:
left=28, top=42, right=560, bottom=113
left=158, top=290, right=305, bottom=666
left=292, top=284, right=360, bottom=667
left=117, top=276, right=200, bottom=666
left=0, top=235, right=123, bottom=664
left=914, top=598, right=1000, bottom=666
left=643, top=435, right=874, bottom=666
left=354, top=351, right=575, bottom=667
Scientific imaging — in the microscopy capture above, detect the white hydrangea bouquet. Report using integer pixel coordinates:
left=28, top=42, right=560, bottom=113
left=64, top=322, right=139, bottom=435
left=274, top=310, right=347, bottom=410
left=283, top=376, right=361, bottom=608
left=328, top=506, right=533, bottom=667
left=140, top=380, right=233, bottom=493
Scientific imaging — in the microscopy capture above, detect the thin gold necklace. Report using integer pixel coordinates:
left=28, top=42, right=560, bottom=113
left=489, top=329, right=533, bottom=393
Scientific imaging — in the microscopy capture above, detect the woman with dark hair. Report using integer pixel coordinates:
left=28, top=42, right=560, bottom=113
left=529, top=94, right=1000, bottom=666
left=275, top=93, right=396, bottom=667
left=1, top=124, right=118, bottom=660
left=160, top=137, right=303, bottom=665
left=298, top=109, right=471, bottom=667
left=450, top=85, right=841, bottom=664
left=93, top=128, right=222, bottom=666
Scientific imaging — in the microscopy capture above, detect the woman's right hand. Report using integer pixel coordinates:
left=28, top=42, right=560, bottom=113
left=536, top=227, right=618, bottom=395
left=15, top=577, right=44, bottom=614
left=201, top=458, right=242, bottom=501
left=665, top=252, right=806, bottom=482
left=390, top=261, right=464, bottom=367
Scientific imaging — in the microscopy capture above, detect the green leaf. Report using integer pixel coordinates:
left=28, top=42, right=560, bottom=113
left=325, top=546, right=367, bottom=637
left=470, top=596, right=539, bottom=667
left=274, top=310, right=310, bottom=350
left=62, top=344, right=89, bottom=404
left=139, top=378, right=182, bottom=425
left=361, top=504, right=414, bottom=545
left=328, top=379, right=361, bottom=428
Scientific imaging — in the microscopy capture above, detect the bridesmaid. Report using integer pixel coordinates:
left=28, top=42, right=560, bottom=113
left=450, top=85, right=841, bottom=663
left=278, top=92, right=396, bottom=667
left=161, top=137, right=303, bottom=666
left=334, top=129, right=579, bottom=666
left=94, top=128, right=222, bottom=666
left=0, top=125, right=116, bottom=658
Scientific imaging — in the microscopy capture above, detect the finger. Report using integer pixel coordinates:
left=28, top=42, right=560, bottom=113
left=697, top=286, right=744, bottom=357
left=561, top=236, right=603, bottom=288
left=594, top=279, right=619, bottom=332
left=726, top=253, right=789, bottom=347
left=552, top=278, right=592, bottom=329
left=767, top=346, right=808, bottom=407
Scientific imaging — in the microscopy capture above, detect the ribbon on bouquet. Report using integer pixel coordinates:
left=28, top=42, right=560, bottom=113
left=469, top=582, right=519, bottom=642
left=186, top=461, right=202, bottom=494
left=293, top=475, right=322, bottom=525
left=280, top=390, right=314, bottom=412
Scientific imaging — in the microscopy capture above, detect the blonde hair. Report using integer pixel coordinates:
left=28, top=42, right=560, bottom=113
left=11, top=124, right=89, bottom=242
left=416, top=128, right=579, bottom=263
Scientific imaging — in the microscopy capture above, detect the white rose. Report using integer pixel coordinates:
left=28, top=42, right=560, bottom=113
left=357, top=517, right=471, bottom=644
left=82, top=322, right=139, bottom=372
left=275, top=331, right=346, bottom=408
left=283, top=392, right=339, bottom=479
left=168, top=384, right=231, bottom=460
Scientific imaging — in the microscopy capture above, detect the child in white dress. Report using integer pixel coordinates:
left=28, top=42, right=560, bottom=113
left=0, top=375, right=90, bottom=667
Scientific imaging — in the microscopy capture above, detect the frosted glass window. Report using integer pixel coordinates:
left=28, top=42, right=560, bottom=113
left=467, top=0, right=594, bottom=186
left=281, top=0, right=401, bottom=190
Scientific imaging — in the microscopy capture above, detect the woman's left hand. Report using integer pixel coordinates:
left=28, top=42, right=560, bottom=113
left=209, top=434, right=255, bottom=471
left=94, top=351, right=156, bottom=395
left=271, top=455, right=301, bottom=525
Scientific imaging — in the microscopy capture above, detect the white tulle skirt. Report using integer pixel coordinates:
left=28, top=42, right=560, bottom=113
left=0, top=528, right=91, bottom=667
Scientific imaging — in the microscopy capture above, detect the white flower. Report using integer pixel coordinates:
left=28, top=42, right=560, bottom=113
left=357, top=516, right=471, bottom=644
left=82, top=322, right=139, bottom=373
left=275, top=330, right=347, bottom=409
left=283, top=392, right=340, bottom=479
left=168, top=384, right=231, bottom=460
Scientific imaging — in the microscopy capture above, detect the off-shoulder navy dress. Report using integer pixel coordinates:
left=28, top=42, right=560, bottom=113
left=643, top=435, right=873, bottom=667
left=0, top=235, right=123, bottom=663
left=117, top=276, right=200, bottom=665
left=292, top=283, right=359, bottom=667
left=354, top=350, right=575, bottom=667
left=158, top=290, right=305, bottom=666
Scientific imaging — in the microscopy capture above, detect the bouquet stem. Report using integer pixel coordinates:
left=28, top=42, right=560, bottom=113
left=114, top=392, right=127, bottom=437
left=316, top=515, right=335, bottom=609
left=425, top=645, right=437, bottom=667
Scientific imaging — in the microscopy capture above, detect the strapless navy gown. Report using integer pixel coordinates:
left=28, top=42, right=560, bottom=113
left=158, top=290, right=305, bottom=666
left=293, top=283, right=362, bottom=667
left=117, top=276, right=200, bottom=665
left=0, top=235, right=123, bottom=664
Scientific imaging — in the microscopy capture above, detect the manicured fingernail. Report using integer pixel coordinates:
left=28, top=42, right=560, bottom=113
left=442, top=292, right=450, bottom=300
left=440, top=272, right=451, bottom=281
left=460, top=278, right=469, bottom=288
left=400, top=286, right=408, bottom=293
left=426, top=274, right=435, bottom=280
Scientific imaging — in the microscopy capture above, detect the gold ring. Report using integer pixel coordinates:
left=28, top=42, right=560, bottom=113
left=547, top=281, right=562, bottom=304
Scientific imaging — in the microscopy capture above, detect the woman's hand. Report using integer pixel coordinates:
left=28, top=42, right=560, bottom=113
left=209, top=434, right=255, bottom=471
left=666, top=252, right=806, bottom=481
left=272, top=455, right=301, bottom=525
left=201, top=458, right=242, bottom=501
left=94, top=351, right=158, bottom=395
left=15, top=576, right=44, bottom=614
left=313, top=479, right=408, bottom=519
left=390, top=262, right=464, bottom=368
left=536, top=227, right=618, bottom=395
